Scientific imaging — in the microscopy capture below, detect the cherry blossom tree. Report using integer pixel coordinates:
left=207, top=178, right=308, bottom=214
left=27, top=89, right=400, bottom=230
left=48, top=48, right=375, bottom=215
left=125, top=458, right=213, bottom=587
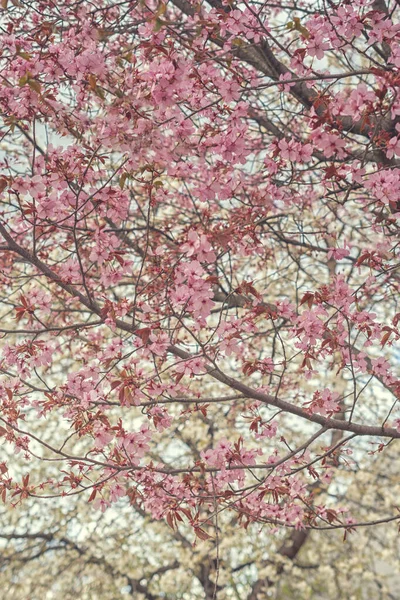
left=1, top=0, right=400, bottom=596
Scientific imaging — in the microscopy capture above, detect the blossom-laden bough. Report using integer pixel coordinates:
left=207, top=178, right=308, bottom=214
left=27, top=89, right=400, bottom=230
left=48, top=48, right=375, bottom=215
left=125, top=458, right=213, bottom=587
left=1, top=0, right=400, bottom=597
